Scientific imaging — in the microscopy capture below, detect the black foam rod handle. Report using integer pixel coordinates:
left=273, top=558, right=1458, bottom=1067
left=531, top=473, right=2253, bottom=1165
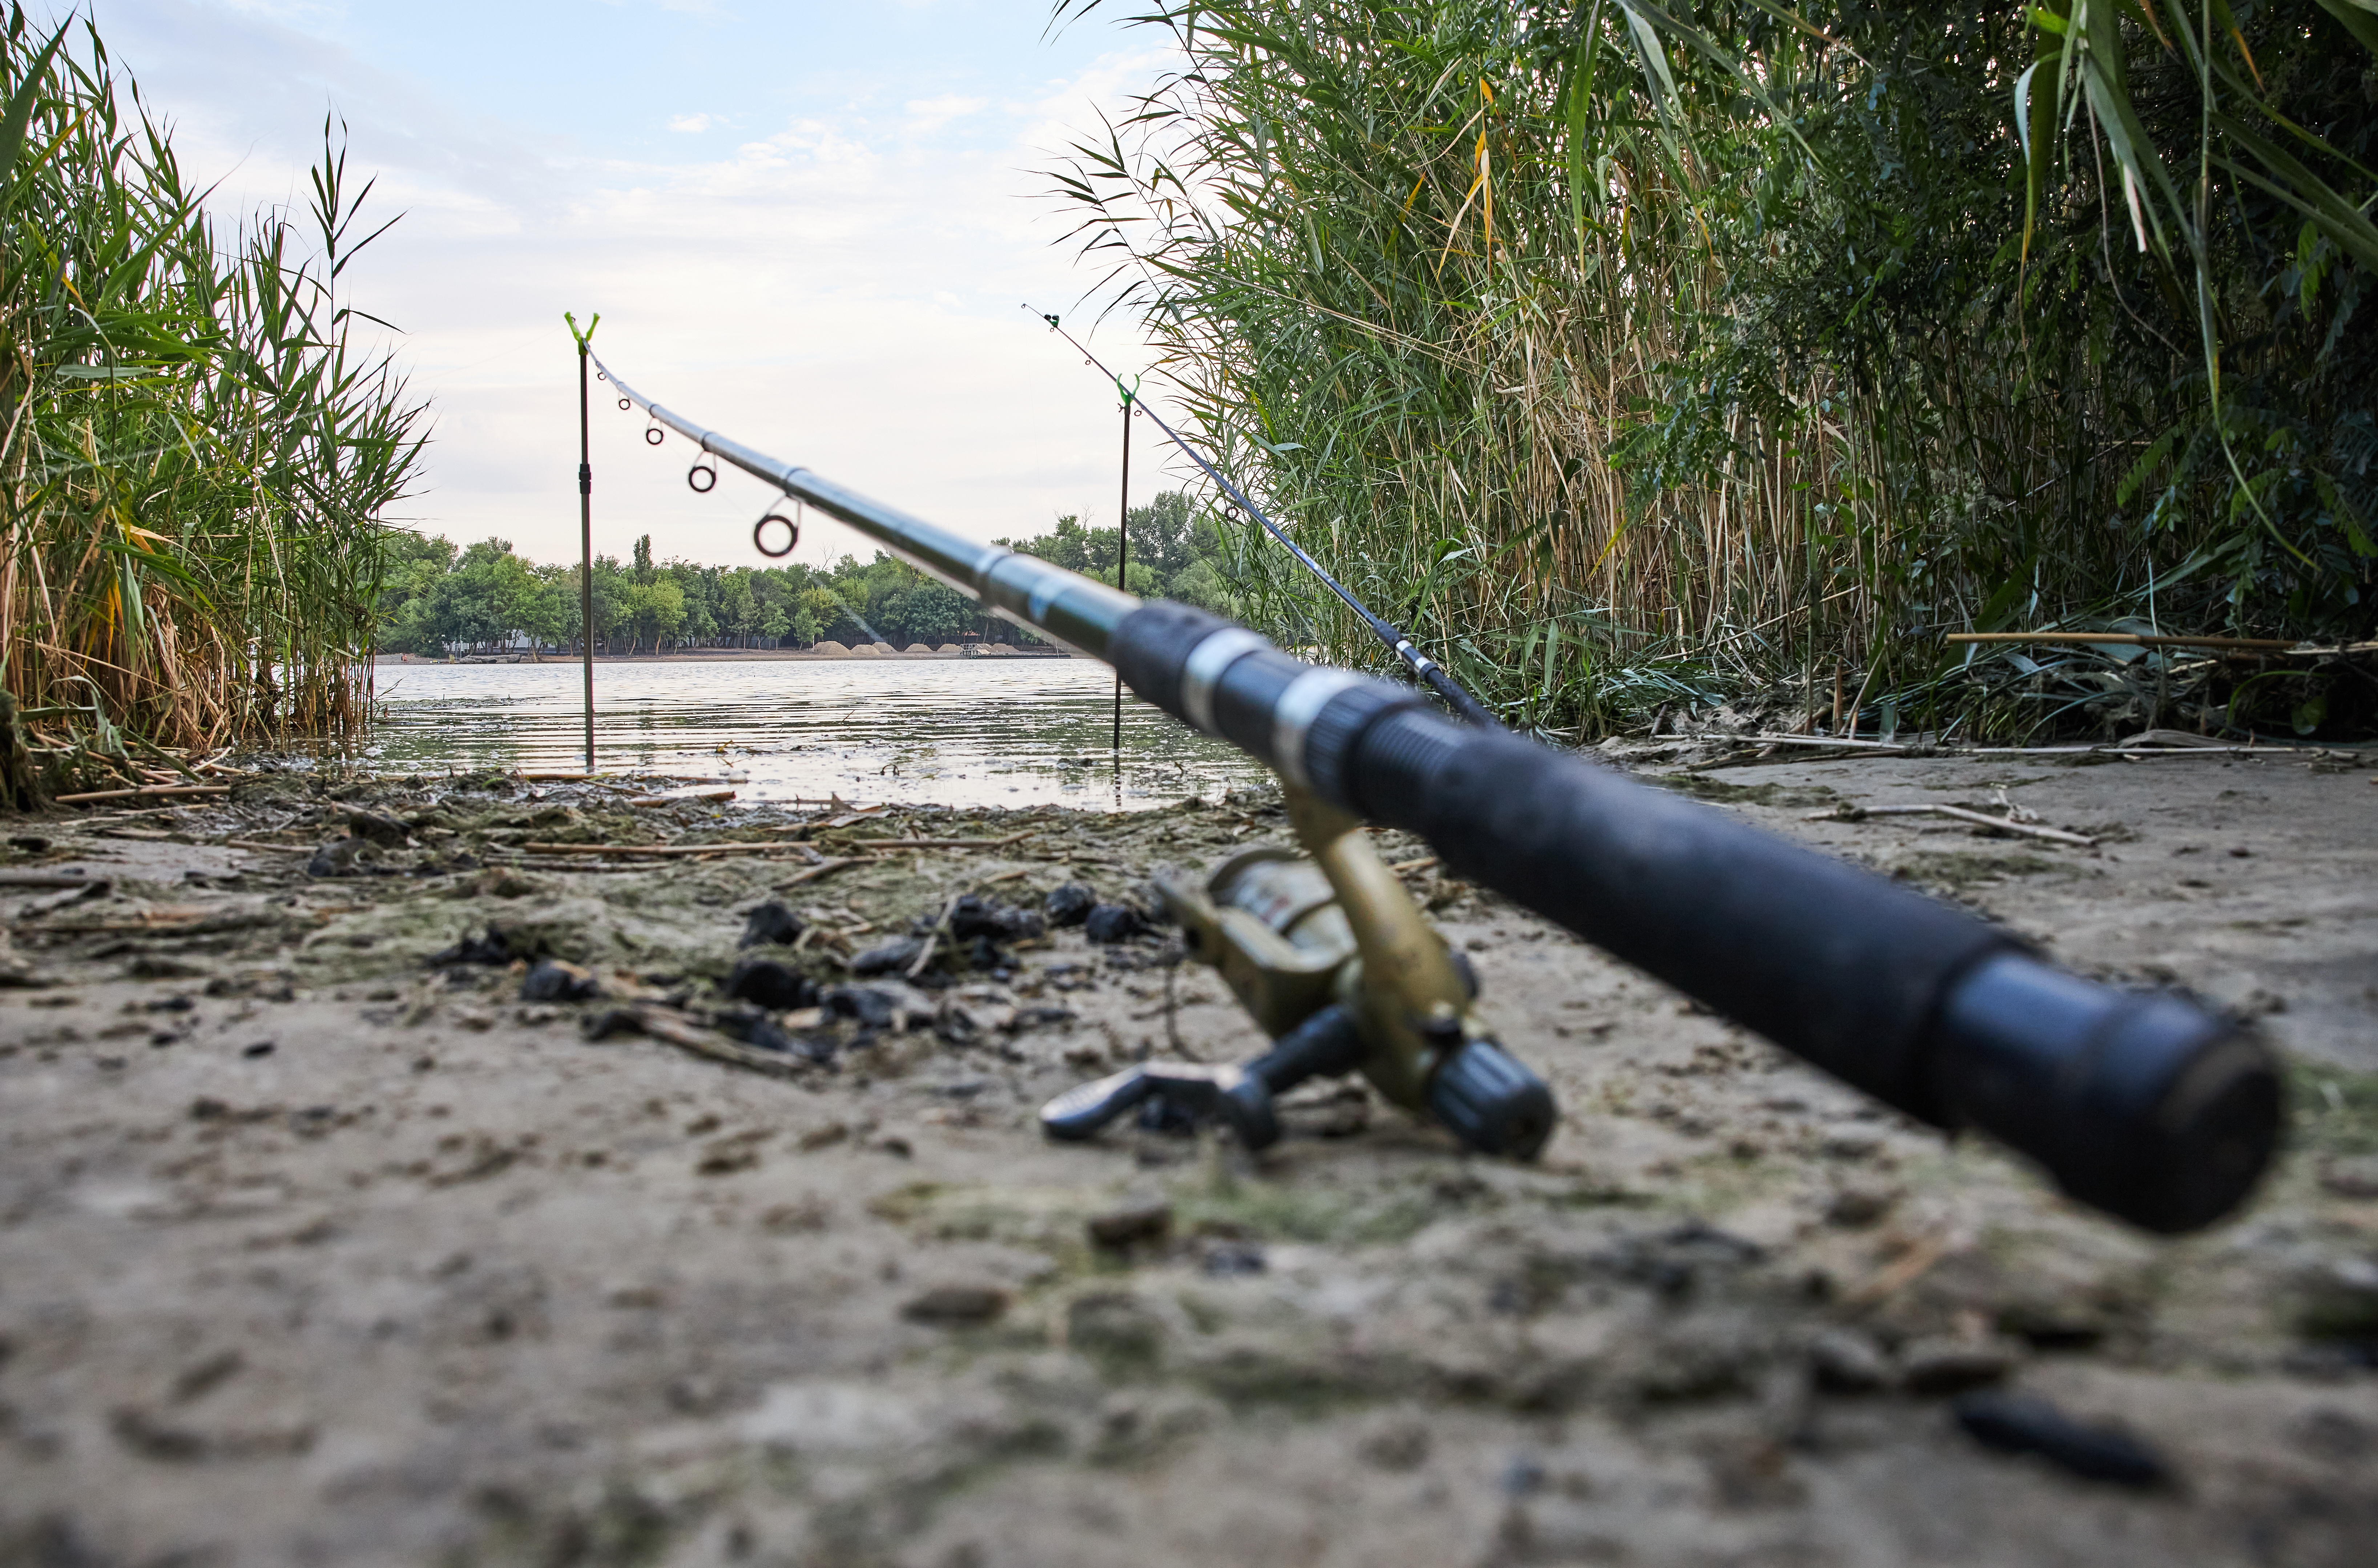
left=1104, top=602, right=2283, bottom=1233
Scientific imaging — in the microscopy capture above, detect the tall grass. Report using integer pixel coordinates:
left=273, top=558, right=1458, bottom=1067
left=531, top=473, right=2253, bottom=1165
left=1048, top=2, right=2376, bottom=739
left=0, top=8, right=425, bottom=791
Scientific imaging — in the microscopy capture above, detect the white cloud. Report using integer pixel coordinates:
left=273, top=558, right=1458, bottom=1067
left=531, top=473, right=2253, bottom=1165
left=904, top=93, right=987, bottom=133
left=84, top=1, right=1195, bottom=572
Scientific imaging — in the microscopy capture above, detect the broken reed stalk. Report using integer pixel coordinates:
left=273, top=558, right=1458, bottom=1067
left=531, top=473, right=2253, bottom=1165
left=0, top=19, right=426, bottom=793
left=521, top=841, right=856, bottom=859
left=1806, top=804, right=2097, bottom=849
left=50, top=785, right=233, bottom=804
left=1946, top=632, right=2303, bottom=652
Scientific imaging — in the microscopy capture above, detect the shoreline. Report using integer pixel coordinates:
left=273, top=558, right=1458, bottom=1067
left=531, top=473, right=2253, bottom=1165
left=375, top=646, right=1079, bottom=666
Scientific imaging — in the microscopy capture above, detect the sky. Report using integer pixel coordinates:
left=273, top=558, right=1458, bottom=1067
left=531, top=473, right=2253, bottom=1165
left=79, top=0, right=1180, bottom=569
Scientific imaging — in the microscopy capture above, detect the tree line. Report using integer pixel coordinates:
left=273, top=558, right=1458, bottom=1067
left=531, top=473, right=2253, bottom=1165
left=374, top=490, right=1243, bottom=656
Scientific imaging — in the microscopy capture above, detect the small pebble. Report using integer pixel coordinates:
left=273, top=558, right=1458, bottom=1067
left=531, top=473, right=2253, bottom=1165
left=1807, top=1328, right=1892, bottom=1393
left=1087, top=1202, right=1173, bottom=1250
left=1952, top=1390, right=2170, bottom=1487
left=1824, top=1184, right=1899, bottom=1228
left=899, top=1285, right=1009, bottom=1326
left=1201, top=1241, right=1266, bottom=1277
left=1901, top=1337, right=2018, bottom=1396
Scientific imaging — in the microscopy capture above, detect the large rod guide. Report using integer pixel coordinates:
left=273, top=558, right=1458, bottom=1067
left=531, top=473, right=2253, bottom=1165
left=591, top=350, right=2283, bottom=1235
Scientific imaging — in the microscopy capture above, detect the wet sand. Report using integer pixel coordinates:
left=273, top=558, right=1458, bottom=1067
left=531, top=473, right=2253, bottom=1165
left=0, top=747, right=2373, bottom=1565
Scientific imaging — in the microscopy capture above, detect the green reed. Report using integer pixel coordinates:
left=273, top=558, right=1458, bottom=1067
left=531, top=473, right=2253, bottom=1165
left=1047, top=2, right=2375, bottom=740
left=0, top=7, right=425, bottom=788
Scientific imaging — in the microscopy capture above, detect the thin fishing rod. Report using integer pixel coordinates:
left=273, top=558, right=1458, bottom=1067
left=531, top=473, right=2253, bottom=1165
left=576, top=343, right=2283, bottom=1237
left=1025, top=307, right=1499, bottom=730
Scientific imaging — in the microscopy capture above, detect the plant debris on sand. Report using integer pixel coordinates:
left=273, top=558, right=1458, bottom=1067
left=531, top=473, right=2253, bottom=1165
left=0, top=750, right=2373, bottom=1564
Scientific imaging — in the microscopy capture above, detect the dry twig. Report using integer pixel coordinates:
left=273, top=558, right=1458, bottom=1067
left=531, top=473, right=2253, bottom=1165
left=1805, top=803, right=2098, bottom=847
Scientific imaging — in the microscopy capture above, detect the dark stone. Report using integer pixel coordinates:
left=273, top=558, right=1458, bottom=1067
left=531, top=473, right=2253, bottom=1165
left=739, top=900, right=804, bottom=949
left=581, top=1007, right=646, bottom=1042
left=1807, top=1329, right=1893, bottom=1393
left=519, top=960, right=600, bottom=1003
left=715, top=1008, right=839, bottom=1065
left=1044, top=882, right=1098, bottom=927
left=1901, top=1338, right=2016, bottom=1396
left=723, top=958, right=816, bottom=1011
left=1083, top=903, right=1145, bottom=944
left=823, top=985, right=901, bottom=1029
left=950, top=895, right=1044, bottom=944
left=431, top=928, right=518, bottom=967
left=849, top=937, right=925, bottom=976
left=1201, top=1241, right=1267, bottom=1277
left=1952, top=1390, right=2171, bottom=1488
left=306, top=837, right=365, bottom=878
left=342, top=808, right=411, bottom=846
left=900, top=1285, right=1009, bottom=1325
left=1087, top=1202, right=1173, bottom=1250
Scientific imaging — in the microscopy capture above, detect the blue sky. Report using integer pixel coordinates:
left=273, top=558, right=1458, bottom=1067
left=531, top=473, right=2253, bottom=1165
left=85, top=0, right=1177, bottom=567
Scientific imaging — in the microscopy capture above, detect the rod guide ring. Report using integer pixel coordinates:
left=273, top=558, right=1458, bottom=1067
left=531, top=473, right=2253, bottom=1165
left=754, top=509, right=799, bottom=558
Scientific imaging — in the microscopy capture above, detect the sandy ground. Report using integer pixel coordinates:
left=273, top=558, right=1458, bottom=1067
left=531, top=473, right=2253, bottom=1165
left=0, top=745, right=2373, bottom=1567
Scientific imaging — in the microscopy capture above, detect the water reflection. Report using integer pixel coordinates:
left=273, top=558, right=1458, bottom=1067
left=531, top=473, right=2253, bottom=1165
left=365, top=657, right=1269, bottom=809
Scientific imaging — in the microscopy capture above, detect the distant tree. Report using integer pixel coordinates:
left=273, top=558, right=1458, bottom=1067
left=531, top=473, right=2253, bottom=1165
left=720, top=571, right=758, bottom=647
left=902, top=581, right=972, bottom=643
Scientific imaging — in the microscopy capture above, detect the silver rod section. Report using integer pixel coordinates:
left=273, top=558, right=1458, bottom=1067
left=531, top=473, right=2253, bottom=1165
left=591, top=351, right=1139, bottom=658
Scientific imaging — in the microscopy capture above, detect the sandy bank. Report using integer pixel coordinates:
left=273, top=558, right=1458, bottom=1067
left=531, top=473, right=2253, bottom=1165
left=1, top=751, right=2373, bottom=1564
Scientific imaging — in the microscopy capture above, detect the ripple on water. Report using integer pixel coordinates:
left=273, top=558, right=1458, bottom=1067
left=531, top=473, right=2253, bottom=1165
left=364, top=658, right=1270, bottom=809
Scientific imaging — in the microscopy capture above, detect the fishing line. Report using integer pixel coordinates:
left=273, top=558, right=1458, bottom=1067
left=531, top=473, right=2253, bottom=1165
left=1024, top=305, right=1499, bottom=729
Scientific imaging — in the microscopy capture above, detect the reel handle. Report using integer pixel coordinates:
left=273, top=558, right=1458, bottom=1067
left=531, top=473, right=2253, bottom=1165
left=1038, top=1062, right=1280, bottom=1149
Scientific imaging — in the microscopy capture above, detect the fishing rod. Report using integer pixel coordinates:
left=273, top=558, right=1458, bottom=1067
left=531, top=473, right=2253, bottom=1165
left=587, top=343, right=2281, bottom=1237
left=1025, top=307, right=1500, bottom=730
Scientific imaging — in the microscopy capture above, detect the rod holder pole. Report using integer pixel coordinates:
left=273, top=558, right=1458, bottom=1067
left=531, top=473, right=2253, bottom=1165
left=1114, top=395, right=1130, bottom=763
left=576, top=342, right=595, bottom=772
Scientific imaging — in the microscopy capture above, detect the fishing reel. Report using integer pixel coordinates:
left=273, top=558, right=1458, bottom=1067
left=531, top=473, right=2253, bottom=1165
left=1040, top=786, right=1557, bottom=1159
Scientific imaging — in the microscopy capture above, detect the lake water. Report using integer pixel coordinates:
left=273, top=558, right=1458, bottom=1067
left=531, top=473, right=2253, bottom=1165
left=364, top=657, right=1270, bottom=809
